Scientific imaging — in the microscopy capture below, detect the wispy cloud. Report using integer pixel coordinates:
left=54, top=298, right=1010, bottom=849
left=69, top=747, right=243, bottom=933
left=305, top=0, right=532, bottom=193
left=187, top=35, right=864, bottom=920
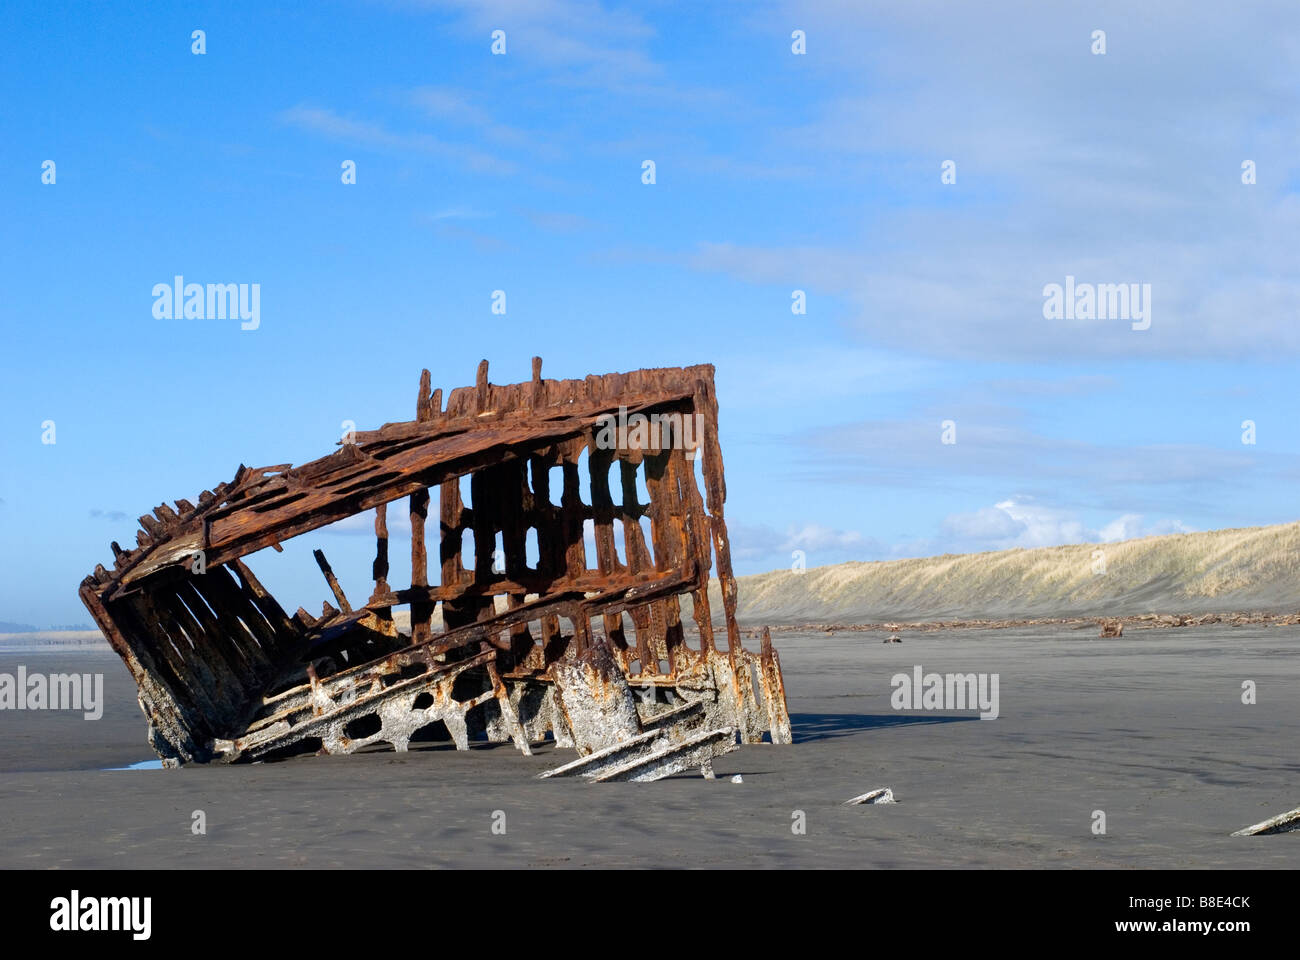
left=427, top=206, right=494, bottom=221
left=278, top=104, right=516, bottom=174
left=402, top=0, right=660, bottom=83
left=413, top=86, right=544, bottom=148
left=518, top=208, right=598, bottom=233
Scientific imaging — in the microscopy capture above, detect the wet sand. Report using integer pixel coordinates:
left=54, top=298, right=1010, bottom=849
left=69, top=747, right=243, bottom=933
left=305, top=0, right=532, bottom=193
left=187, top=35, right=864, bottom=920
left=1, top=624, right=1297, bottom=868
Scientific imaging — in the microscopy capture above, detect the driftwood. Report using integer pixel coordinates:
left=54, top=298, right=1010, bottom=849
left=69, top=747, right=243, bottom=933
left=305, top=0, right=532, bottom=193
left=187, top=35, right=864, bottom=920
left=79, top=360, right=792, bottom=779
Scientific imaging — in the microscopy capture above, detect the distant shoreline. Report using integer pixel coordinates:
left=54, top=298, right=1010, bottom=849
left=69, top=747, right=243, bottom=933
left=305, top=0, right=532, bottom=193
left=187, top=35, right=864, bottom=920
left=0, top=631, right=109, bottom=651
left=7, top=609, right=1299, bottom=654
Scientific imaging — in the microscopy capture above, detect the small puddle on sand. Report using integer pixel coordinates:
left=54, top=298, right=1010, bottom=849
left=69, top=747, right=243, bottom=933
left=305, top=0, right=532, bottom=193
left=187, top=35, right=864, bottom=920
left=103, top=759, right=164, bottom=771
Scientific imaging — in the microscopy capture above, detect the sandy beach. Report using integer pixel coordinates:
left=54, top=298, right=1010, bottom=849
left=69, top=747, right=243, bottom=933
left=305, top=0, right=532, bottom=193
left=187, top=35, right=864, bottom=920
left=1, top=623, right=1296, bottom=869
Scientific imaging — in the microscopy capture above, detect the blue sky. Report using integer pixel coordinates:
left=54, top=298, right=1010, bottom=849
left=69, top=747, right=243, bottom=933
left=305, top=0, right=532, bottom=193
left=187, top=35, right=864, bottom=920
left=2, top=0, right=1298, bottom=626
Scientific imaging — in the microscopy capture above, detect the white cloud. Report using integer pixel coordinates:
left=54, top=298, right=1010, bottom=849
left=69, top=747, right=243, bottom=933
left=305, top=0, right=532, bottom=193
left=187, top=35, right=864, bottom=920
left=1097, top=513, right=1196, bottom=542
left=730, top=520, right=879, bottom=566
left=937, top=497, right=1196, bottom=552
left=779, top=524, right=866, bottom=552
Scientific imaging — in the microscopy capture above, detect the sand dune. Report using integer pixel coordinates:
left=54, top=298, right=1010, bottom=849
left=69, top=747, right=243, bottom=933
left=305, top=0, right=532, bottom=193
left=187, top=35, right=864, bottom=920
left=719, top=521, right=1300, bottom=624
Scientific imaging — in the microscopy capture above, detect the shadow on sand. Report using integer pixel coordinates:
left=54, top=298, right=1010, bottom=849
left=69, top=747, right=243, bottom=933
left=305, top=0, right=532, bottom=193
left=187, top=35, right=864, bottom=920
left=791, top=712, right=978, bottom=742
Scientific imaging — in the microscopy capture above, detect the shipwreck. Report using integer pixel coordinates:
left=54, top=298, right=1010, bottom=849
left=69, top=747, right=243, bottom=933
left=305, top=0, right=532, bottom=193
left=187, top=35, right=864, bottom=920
left=80, top=360, right=791, bottom=781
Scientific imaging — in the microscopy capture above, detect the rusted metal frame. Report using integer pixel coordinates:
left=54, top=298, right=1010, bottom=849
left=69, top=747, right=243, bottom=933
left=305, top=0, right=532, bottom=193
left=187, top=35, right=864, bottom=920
left=193, top=564, right=287, bottom=662
left=519, top=566, right=699, bottom=676
left=541, top=656, right=740, bottom=783
left=495, top=460, right=534, bottom=667
left=350, top=388, right=692, bottom=445
left=113, top=391, right=694, bottom=596
left=586, top=439, right=628, bottom=664
left=416, top=368, right=435, bottom=424
left=407, top=372, right=438, bottom=646
left=92, top=479, right=236, bottom=593
left=474, top=359, right=491, bottom=414
left=468, top=466, right=503, bottom=628
left=496, top=460, right=530, bottom=582
left=409, top=486, right=432, bottom=643
left=558, top=437, right=590, bottom=653
left=438, top=473, right=469, bottom=632
left=659, top=440, right=701, bottom=670
left=265, top=624, right=487, bottom=712
left=295, top=606, right=372, bottom=659
left=370, top=386, right=694, bottom=439
left=365, top=567, right=678, bottom=607
left=83, top=361, right=790, bottom=767
left=589, top=727, right=738, bottom=782
left=163, top=589, right=266, bottom=730
left=284, top=447, right=385, bottom=487
left=139, top=593, right=256, bottom=734
left=549, top=636, right=642, bottom=756
left=691, top=378, right=742, bottom=657
left=434, top=360, right=697, bottom=424
left=79, top=582, right=201, bottom=763
left=228, top=649, right=504, bottom=759
left=150, top=586, right=247, bottom=716
left=79, top=581, right=157, bottom=686
left=559, top=439, right=588, bottom=578
left=197, top=463, right=299, bottom=519
left=256, top=646, right=498, bottom=731
left=171, top=578, right=265, bottom=692
left=481, top=651, right=532, bottom=753
left=594, top=440, right=634, bottom=664
left=184, top=571, right=281, bottom=687
left=114, top=414, right=628, bottom=591
left=86, top=587, right=202, bottom=745
left=759, top=627, right=793, bottom=743
left=176, top=579, right=277, bottom=693
left=312, top=549, right=353, bottom=614
left=133, top=589, right=229, bottom=722
left=228, top=557, right=300, bottom=642
left=116, top=590, right=225, bottom=746
left=289, top=461, right=383, bottom=499
left=665, top=395, right=763, bottom=736
left=195, top=564, right=316, bottom=699
left=435, top=363, right=481, bottom=641
left=529, top=355, right=545, bottom=409
left=289, top=605, right=321, bottom=634
left=297, top=564, right=703, bottom=707
left=615, top=457, right=655, bottom=673
left=680, top=463, right=717, bottom=654
left=368, top=503, right=396, bottom=637
left=527, top=452, right=565, bottom=664
left=538, top=726, right=686, bottom=780
left=200, top=480, right=298, bottom=521
left=687, top=379, right=790, bottom=739
left=640, top=446, right=684, bottom=675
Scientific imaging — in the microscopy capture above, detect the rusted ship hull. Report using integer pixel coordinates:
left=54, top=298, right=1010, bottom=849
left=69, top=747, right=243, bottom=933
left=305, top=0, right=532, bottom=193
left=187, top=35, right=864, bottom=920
left=79, top=360, right=791, bottom=778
